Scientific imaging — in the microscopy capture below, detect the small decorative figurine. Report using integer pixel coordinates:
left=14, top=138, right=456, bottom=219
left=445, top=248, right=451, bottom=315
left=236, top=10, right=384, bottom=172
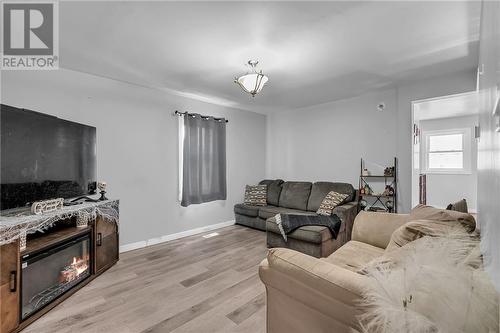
left=383, top=185, right=395, bottom=196
left=362, top=168, right=370, bottom=176
left=364, top=184, right=372, bottom=195
left=98, top=181, right=108, bottom=201
left=359, top=199, right=367, bottom=210
left=386, top=200, right=394, bottom=213
left=384, top=166, right=395, bottom=177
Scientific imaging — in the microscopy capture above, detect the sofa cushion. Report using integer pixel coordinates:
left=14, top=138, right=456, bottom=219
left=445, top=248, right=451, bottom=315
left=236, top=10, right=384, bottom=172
left=267, top=217, right=332, bottom=244
left=351, top=211, right=410, bottom=249
left=359, top=236, right=433, bottom=274
left=361, top=234, right=482, bottom=274
left=235, top=214, right=266, bottom=230
left=322, top=240, right=384, bottom=273
left=279, top=181, right=312, bottom=211
left=259, top=205, right=317, bottom=220
left=410, top=204, right=476, bottom=231
left=234, top=203, right=260, bottom=217
left=307, top=182, right=355, bottom=212
left=259, top=179, right=284, bottom=206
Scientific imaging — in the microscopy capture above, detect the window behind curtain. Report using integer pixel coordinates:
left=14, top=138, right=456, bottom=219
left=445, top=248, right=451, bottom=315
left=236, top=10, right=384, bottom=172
left=178, top=113, right=227, bottom=207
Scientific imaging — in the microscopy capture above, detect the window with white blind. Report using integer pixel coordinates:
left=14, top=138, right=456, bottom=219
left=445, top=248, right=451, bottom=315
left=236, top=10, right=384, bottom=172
left=423, top=128, right=472, bottom=174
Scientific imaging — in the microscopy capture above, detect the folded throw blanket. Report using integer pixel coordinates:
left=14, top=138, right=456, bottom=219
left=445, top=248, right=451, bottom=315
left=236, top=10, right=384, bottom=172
left=274, top=213, right=342, bottom=242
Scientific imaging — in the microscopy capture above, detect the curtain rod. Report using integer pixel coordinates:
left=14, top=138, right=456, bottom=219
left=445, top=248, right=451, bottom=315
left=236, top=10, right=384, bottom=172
left=174, top=110, right=228, bottom=123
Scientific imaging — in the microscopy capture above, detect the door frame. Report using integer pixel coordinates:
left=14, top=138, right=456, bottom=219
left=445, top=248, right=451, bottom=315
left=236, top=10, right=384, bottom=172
left=410, top=91, right=478, bottom=209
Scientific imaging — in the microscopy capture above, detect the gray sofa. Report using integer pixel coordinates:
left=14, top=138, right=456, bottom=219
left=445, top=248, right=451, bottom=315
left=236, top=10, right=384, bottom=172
left=234, top=180, right=359, bottom=257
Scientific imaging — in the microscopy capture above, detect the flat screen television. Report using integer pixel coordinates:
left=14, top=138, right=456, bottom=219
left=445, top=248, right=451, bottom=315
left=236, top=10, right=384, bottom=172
left=1, top=104, right=97, bottom=211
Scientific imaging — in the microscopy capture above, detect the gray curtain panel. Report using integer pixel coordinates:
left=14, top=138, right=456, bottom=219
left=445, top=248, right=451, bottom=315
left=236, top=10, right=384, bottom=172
left=180, top=114, right=227, bottom=207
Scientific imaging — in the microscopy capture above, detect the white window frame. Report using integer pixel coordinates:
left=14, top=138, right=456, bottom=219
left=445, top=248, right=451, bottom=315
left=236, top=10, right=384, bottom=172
left=422, top=128, right=472, bottom=175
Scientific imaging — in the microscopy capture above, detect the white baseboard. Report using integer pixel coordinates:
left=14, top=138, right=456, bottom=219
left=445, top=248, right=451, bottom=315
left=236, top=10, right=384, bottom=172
left=119, top=220, right=235, bottom=253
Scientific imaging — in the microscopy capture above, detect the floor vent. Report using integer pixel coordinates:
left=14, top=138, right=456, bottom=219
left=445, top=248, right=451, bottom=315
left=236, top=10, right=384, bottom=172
left=202, top=232, right=219, bottom=239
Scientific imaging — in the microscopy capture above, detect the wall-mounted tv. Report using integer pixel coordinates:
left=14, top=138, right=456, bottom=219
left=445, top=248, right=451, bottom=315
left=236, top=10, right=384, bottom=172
left=1, top=104, right=97, bottom=211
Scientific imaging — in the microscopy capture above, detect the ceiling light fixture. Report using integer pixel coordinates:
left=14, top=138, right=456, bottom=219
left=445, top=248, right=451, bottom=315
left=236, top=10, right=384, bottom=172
left=234, top=60, right=268, bottom=97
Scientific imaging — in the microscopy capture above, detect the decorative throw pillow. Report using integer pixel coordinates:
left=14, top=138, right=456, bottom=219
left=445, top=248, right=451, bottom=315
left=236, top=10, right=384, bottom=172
left=385, top=223, right=421, bottom=251
left=446, top=199, right=468, bottom=213
left=316, top=191, right=349, bottom=216
left=410, top=204, right=476, bottom=232
left=244, top=185, right=267, bottom=206
left=385, top=219, right=475, bottom=252
left=405, top=219, right=472, bottom=238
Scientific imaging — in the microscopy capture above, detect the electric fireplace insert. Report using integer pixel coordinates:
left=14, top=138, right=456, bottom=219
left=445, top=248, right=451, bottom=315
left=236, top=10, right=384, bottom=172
left=21, top=231, right=92, bottom=320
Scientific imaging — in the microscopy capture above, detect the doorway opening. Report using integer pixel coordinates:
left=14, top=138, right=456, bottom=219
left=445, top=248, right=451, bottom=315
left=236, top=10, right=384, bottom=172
left=411, top=91, right=479, bottom=212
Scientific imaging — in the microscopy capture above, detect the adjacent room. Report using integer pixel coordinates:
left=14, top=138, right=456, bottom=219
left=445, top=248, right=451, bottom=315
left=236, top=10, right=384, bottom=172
left=1, top=1, right=499, bottom=333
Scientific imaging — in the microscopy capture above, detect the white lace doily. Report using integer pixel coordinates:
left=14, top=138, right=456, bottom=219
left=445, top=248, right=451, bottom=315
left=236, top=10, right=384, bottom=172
left=0, top=200, right=119, bottom=246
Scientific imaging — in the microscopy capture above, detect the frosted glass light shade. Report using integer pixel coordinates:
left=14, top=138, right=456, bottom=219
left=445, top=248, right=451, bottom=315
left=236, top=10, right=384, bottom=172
left=235, top=72, right=268, bottom=97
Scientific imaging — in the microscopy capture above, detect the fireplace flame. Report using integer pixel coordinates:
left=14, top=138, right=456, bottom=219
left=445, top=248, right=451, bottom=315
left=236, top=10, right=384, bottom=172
left=72, top=256, right=88, bottom=275
left=59, top=256, right=89, bottom=283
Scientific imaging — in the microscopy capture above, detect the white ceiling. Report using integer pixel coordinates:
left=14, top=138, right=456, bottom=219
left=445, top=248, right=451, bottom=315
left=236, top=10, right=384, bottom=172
left=59, top=1, right=482, bottom=113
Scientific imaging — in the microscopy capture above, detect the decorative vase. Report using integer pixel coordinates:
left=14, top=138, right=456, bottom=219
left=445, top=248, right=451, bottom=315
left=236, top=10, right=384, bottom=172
left=98, top=181, right=108, bottom=201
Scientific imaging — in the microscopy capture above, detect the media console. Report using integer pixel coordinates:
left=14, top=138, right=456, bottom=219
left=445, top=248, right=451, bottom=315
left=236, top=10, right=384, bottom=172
left=0, top=200, right=119, bottom=333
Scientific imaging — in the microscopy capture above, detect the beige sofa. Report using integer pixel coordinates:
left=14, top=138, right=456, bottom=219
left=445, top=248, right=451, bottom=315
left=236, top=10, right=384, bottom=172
left=259, top=211, right=407, bottom=333
left=258, top=207, right=478, bottom=333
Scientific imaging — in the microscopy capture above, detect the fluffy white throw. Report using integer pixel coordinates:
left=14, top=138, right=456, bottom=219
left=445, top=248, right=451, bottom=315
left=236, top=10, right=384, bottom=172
left=358, top=234, right=498, bottom=333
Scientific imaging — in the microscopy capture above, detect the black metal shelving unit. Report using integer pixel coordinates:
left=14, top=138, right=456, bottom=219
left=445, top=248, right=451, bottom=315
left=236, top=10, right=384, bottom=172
left=358, top=157, right=398, bottom=213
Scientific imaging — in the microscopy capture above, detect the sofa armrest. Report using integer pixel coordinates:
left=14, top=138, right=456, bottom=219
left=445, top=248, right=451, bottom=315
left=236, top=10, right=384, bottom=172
left=261, top=248, right=367, bottom=305
left=333, top=201, right=358, bottom=219
left=259, top=248, right=369, bottom=330
left=351, top=211, right=410, bottom=249
left=332, top=201, right=359, bottom=237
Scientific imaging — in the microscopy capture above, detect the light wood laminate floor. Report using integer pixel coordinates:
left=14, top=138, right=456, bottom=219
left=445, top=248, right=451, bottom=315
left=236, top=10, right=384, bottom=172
left=23, top=225, right=268, bottom=333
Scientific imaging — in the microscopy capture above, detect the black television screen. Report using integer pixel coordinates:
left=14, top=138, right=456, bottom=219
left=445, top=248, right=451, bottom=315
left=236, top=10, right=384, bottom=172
left=1, top=104, right=97, bottom=211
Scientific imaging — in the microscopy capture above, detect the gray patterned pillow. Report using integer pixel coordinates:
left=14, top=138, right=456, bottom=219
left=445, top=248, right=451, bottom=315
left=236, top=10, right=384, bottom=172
left=244, top=185, right=267, bottom=206
left=317, top=191, right=349, bottom=216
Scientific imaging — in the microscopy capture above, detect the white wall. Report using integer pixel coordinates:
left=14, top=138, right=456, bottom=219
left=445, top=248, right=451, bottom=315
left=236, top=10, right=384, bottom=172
left=396, top=69, right=477, bottom=212
left=0, top=67, right=478, bottom=248
left=477, top=0, right=500, bottom=291
left=266, top=70, right=477, bottom=212
left=1, top=69, right=266, bottom=247
left=418, top=115, right=478, bottom=211
left=266, top=88, right=398, bottom=190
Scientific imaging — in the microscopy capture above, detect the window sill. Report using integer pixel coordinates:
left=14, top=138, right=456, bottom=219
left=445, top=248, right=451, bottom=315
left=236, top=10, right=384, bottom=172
left=424, top=170, right=472, bottom=175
